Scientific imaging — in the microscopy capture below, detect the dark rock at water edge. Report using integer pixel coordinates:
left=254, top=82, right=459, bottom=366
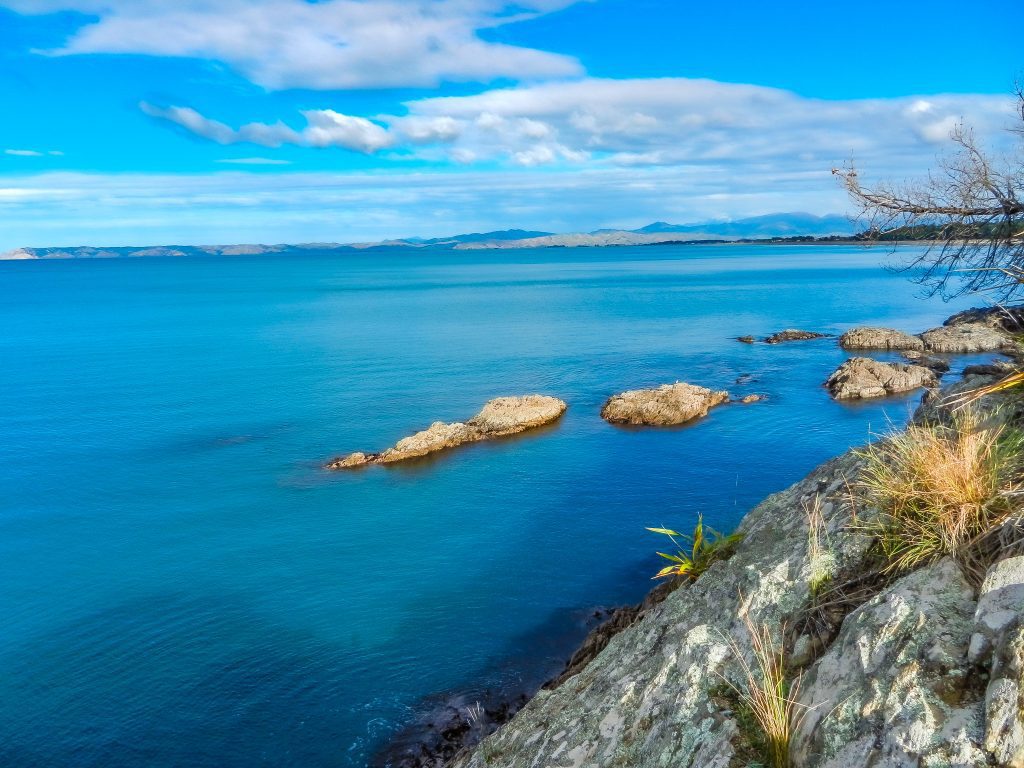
left=763, top=329, right=830, bottom=344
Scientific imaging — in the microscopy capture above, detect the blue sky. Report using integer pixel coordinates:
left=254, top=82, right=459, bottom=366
left=0, top=0, right=1021, bottom=249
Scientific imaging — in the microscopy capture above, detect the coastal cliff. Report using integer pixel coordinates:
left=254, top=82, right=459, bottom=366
left=444, top=367, right=1024, bottom=767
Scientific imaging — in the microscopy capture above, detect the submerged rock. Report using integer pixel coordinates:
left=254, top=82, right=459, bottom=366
left=763, top=329, right=830, bottom=344
left=839, top=326, right=924, bottom=351
left=736, top=335, right=756, bottom=344
left=600, top=383, right=729, bottom=426
left=326, top=395, right=566, bottom=469
left=920, top=322, right=1015, bottom=353
left=824, top=357, right=938, bottom=400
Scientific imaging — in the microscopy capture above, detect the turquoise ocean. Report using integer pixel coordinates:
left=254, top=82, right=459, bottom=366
left=0, top=244, right=987, bottom=766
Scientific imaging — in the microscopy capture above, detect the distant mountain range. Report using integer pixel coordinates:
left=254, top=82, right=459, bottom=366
left=1, top=213, right=858, bottom=259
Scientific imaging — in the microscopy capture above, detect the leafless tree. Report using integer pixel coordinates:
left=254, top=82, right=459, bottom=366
left=833, top=87, right=1024, bottom=301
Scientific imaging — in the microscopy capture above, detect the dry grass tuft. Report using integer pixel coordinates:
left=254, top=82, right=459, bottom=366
left=858, top=407, right=1024, bottom=581
left=725, top=614, right=806, bottom=768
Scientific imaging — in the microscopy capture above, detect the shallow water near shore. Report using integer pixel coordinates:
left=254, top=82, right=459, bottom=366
left=0, top=244, right=992, bottom=766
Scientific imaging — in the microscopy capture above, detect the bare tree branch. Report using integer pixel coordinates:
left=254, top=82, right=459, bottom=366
left=833, top=90, right=1024, bottom=300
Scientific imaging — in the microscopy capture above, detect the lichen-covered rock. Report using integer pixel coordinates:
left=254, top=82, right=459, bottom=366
left=920, top=323, right=1015, bottom=354
left=793, top=558, right=987, bottom=768
left=839, top=327, right=924, bottom=351
left=450, top=452, right=873, bottom=768
left=984, top=622, right=1024, bottom=767
left=764, top=329, right=830, bottom=344
left=972, top=556, right=1024, bottom=767
left=824, top=357, right=938, bottom=400
left=325, top=395, right=566, bottom=469
left=969, top=555, right=1024, bottom=664
left=600, top=383, right=730, bottom=425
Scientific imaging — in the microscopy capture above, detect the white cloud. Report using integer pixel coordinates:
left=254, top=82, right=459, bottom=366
left=142, top=78, right=1017, bottom=179
left=399, top=78, right=1017, bottom=169
left=5, top=149, right=45, bottom=157
left=300, top=110, right=393, bottom=152
left=2, top=0, right=584, bottom=90
left=141, top=102, right=393, bottom=153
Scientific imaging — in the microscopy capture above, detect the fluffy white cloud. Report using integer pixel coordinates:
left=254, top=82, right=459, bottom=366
left=141, top=78, right=1018, bottom=177
left=1, top=0, right=583, bottom=90
left=400, top=78, right=1018, bottom=170
left=141, top=103, right=393, bottom=153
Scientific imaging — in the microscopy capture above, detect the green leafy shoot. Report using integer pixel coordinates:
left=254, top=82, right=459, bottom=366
left=647, top=514, right=742, bottom=581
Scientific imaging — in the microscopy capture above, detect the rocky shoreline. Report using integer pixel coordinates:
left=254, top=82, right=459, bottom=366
left=373, top=307, right=1024, bottom=768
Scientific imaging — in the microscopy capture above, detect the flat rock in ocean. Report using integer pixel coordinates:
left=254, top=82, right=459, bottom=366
left=600, top=382, right=729, bottom=426
left=326, top=395, right=567, bottom=469
left=839, top=326, right=924, bottom=351
left=824, top=357, right=938, bottom=400
left=919, top=322, right=1015, bottom=354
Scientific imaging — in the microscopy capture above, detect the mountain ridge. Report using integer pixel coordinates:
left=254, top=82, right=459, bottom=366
left=1, top=213, right=857, bottom=259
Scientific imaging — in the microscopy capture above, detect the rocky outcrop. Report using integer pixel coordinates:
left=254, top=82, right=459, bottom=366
left=736, top=335, right=756, bottom=344
left=793, top=558, right=987, bottom=767
left=451, top=450, right=870, bottom=768
left=976, top=557, right=1024, bottom=766
left=945, top=306, right=1024, bottom=333
left=326, top=395, right=566, bottom=469
left=824, top=357, right=939, bottom=400
left=600, top=383, right=729, bottom=426
left=920, top=322, right=1016, bottom=353
left=449, top=440, right=1024, bottom=768
left=763, top=329, right=830, bottom=344
left=839, top=326, right=924, bottom=351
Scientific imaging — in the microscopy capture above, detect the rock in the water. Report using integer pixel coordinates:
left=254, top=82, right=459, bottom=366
left=945, top=305, right=1024, bottom=332
left=920, top=322, right=1015, bottom=353
left=327, top=451, right=371, bottom=469
left=825, top=357, right=938, bottom=400
left=763, top=329, right=829, bottom=344
left=326, top=395, right=567, bottom=469
left=963, top=360, right=1017, bottom=377
left=901, top=349, right=951, bottom=372
left=736, top=335, right=756, bottom=344
left=600, top=383, right=729, bottom=425
left=839, top=326, right=924, bottom=351
left=740, top=394, right=764, bottom=404
left=466, top=395, right=568, bottom=436
left=380, top=421, right=480, bottom=464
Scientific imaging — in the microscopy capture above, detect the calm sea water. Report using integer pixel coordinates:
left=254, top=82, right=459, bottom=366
left=0, top=245, right=987, bottom=766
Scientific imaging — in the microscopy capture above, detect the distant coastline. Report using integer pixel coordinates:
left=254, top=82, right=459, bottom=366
left=2, top=212, right=866, bottom=260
